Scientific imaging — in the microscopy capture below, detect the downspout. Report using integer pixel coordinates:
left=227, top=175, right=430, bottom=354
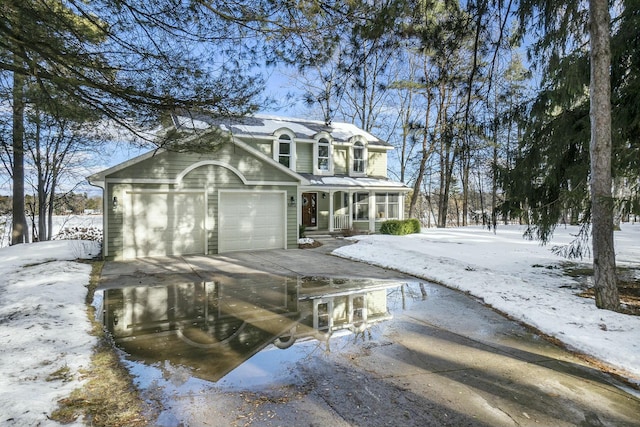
left=87, top=177, right=106, bottom=258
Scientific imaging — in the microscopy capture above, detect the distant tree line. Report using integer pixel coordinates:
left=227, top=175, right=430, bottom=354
left=0, top=192, right=101, bottom=237
left=0, top=192, right=101, bottom=243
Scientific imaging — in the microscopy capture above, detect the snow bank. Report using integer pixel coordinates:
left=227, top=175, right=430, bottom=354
left=333, top=224, right=640, bottom=383
left=0, top=240, right=101, bottom=426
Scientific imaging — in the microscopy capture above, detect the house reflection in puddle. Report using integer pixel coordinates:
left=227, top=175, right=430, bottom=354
left=102, top=275, right=400, bottom=382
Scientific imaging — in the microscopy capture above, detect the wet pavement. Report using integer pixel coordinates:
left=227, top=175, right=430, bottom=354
left=98, top=238, right=640, bottom=426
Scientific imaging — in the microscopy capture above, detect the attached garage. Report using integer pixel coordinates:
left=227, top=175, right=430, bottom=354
left=123, top=191, right=206, bottom=259
left=89, top=137, right=302, bottom=260
left=218, top=191, right=286, bottom=253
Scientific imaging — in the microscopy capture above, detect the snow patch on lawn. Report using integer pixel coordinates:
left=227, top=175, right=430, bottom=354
left=0, top=240, right=101, bottom=426
left=333, top=224, right=640, bottom=383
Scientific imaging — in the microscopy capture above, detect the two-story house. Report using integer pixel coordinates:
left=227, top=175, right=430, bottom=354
left=88, top=113, right=409, bottom=259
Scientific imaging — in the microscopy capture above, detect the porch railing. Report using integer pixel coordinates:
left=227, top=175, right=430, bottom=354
left=333, top=214, right=349, bottom=230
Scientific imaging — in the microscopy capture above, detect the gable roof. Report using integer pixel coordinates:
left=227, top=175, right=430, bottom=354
left=172, top=112, right=393, bottom=148
left=87, top=132, right=307, bottom=188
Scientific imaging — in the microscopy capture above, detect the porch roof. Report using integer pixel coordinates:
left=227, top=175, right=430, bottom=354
left=299, top=173, right=409, bottom=191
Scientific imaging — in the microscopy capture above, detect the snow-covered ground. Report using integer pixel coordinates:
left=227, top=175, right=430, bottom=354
left=334, top=223, right=640, bottom=383
left=0, top=240, right=101, bottom=426
left=0, top=221, right=638, bottom=425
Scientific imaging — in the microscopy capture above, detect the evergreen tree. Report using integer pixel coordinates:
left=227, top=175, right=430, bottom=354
left=511, top=0, right=640, bottom=310
left=498, top=50, right=591, bottom=238
left=611, top=0, right=640, bottom=220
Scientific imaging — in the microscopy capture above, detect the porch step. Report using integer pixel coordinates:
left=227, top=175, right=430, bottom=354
left=300, top=229, right=354, bottom=252
left=303, top=231, right=345, bottom=240
left=303, top=233, right=333, bottom=239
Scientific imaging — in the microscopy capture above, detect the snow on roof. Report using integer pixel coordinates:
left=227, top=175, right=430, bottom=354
left=172, top=113, right=391, bottom=147
left=174, top=115, right=210, bottom=130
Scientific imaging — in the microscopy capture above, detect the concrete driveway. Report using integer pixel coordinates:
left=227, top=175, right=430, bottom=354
left=99, top=240, right=412, bottom=286
left=98, top=241, right=640, bottom=427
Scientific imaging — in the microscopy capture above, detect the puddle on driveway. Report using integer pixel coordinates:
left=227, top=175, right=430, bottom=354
left=101, top=274, right=425, bottom=392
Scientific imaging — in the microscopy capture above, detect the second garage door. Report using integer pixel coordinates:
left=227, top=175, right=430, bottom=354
left=219, top=191, right=286, bottom=253
left=123, top=191, right=206, bottom=259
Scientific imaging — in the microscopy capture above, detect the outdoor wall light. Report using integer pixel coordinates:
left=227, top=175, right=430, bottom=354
left=322, top=193, right=327, bottom=199
left=112, top=196, right=118, bottom=209
left=289, top=196, right=295, bottom=207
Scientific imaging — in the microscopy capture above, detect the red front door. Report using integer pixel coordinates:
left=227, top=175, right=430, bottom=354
left=302, top=192, right=317, bottom=228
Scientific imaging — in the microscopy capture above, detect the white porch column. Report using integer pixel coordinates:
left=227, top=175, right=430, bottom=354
left=328, top=190, right=334, bottom=232
left=348, top=191, right=353, bottom=230
left=369, top=191, right=376, bottom=232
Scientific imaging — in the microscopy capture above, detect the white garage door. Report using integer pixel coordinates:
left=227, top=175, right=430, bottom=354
left=124, top=191, right=206, bottom=259
left=219, top=191, right=286, bottom=253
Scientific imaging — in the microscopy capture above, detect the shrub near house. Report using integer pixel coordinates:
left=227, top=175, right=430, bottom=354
left=380, top=218, right=421, bottom=235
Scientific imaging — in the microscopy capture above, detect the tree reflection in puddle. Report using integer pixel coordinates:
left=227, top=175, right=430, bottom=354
left=102, top=275, right=411, bottom=390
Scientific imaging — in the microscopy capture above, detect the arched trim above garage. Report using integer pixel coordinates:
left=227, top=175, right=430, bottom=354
left=176, top=160, right=249, bottom=185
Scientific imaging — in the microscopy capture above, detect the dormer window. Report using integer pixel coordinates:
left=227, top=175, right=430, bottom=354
left=312, top=135, right=333, bottom=175
left=273, top=130, right=297, bottom=171
left=278, top=134, right=291, bottom=167
left=318, top=138, right=330, bottom=171
left=353, top=141, right=365, bottom=174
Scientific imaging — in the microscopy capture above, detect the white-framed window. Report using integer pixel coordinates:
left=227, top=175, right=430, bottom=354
left=353, top=141, right=366, bottom=174
left=376, top=193, right=399, bottom=220
left=317, top=137, right=330, bottom=172
left=353, top=192, right=369, bottom=220
left=278, top=134, right=291, bottom=168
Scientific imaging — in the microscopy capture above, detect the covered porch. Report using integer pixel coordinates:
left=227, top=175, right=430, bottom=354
left=298, top=176, right=409, bottom=235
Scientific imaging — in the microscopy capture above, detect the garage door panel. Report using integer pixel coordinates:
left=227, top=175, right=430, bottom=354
left=219, top=192, right=285, bottom=253
left=124, top=192, right=205, bottom=259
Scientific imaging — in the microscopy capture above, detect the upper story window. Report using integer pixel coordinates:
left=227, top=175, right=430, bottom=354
left=273, top=130, right=296, bottom=171
left=317, top=138, right=330, bottom=172
left=353, top=141, right=366, bottom=174
left=278, top=134, right=291, bottom=168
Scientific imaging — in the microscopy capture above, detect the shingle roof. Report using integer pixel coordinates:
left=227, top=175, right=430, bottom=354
left=172, top=112, right=392, bottom=147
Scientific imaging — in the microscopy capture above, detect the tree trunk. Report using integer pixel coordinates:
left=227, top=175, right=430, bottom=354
left=35, top=117, right=48, bottom=241
left=38, top=183, right=47, bottom=241
left=438, top=131, right=457, bottom=228
left=461, top=141, right=470, bottom=226
left=477, top=168, right=485, bottom=226
left=11, top=68, right=28, bottom=245
left=491, top=125, right=498, bottom=231
left=589, top=0, right=619, bottom=311
left=408, top=94, right=434, bottom=218
left=48, top=176, right=57, bottom=241
left=437, top=144, right=449, bottom=227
